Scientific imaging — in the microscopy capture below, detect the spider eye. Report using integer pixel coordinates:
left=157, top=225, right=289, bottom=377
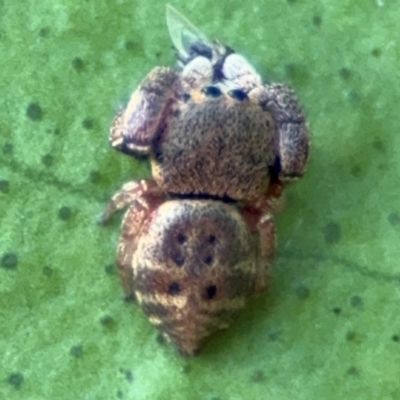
left=168, top=282, right=181, bottom=295
left=202, top=86, right=222, bottom=97
left=228, top=89, right=248, bottom=101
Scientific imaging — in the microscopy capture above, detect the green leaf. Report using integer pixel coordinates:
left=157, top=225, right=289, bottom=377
left=1, top=1, right=399, bottom=399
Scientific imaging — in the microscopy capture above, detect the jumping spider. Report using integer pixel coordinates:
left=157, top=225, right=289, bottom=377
left=103, top=5, right=310, bottom=355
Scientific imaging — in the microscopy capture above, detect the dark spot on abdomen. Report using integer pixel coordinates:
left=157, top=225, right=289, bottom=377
left=205, top=285, right=217, bottom=300
left=168, top=282, right=181, bottom=295
left=173, top=254, right=185, bottom=267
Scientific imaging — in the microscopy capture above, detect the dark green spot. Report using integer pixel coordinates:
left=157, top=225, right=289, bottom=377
left=39, top=27, right=50, bottom=37
left=58, top=206, right=72, bottom=220
left=372, top=138, right=385, bottom=153
left=285, top=63, right=296, bottom=77
left=347, top=90, right=360, bottom=103
left=82, top=118, right=94, bottom=130
left=268, top=330, right=281, bottom=341
left=7, top=372, right=24, bottom=389
left=1, top=253, right=18, bottom=269
left=168, top=282, right=181, bottom=295
left=346, top=331, right=357, bottom=342
left=125, top=40, right=136, bottom=51
left=100, top=315, right=117, bottom=330
left=371, top=47, right=381, bottom=58
left=284, top=63, right=309, bottom=84
left=350, top=164, right=363, bottom=178
left=295, top=285, right=310, bottom=300
left=182, top=364, right=191, bottom=374
left=388, top=212, right=400, bottom=226
left=46, top=128, right=60, bottom=135
left=117, top=390, right=124, bottom=399
left=312, top=15, right=322, bottom=27
left=251, top=370, right=265, bottom=383
left=339, top=67, right=352, bottom=80
left=350, top=295, right=363, bottom=308
left=70, top=345, right=83, bottom=358
left=156, top=333, right=166, bottom=345
left=378, top=162, right=387, bottom=171
left=41, top=154, right=54, bottom=167
left=333, top=307, right=341, bottom=315
left=0, top=179, right=9, bottom=193
left=392, top=334, right=399, bottom=342
left=323, top=222, right=341, bottom=244
left=124, top=294, right=135, bottom=302
left=43, top=266, right=53, bottom=277
left=125, top=370, right=134, bottom=383
left=3, top=143, right=13, bottom=154
left=72, top=57, right=84, bottom=71
left=89, top=170, right=101, bottom=184
left=347, top=366, right=359, bottom=376
left=26, top=102, right=43, bottom=121
left=105, top=264, right=117, bottom=275
left=125, top=38, right=144, bottom=55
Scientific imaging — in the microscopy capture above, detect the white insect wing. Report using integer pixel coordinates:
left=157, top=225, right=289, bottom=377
left=166, top=4, right=213, bottom=60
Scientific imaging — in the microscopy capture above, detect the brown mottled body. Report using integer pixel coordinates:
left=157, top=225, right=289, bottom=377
left=151, top=89, right=276, bottom=199
left=102, top=180, right=275, bottom=355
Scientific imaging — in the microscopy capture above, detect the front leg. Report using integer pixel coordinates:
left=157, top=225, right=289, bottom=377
left=110, top=67, right=182, bottom=155
left=101, top=179, right=165, bottom=298
left=250, top=84, right=311, bottom=182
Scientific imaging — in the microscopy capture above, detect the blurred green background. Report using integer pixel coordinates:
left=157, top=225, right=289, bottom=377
left=1, top=0, right=399, bottom=399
